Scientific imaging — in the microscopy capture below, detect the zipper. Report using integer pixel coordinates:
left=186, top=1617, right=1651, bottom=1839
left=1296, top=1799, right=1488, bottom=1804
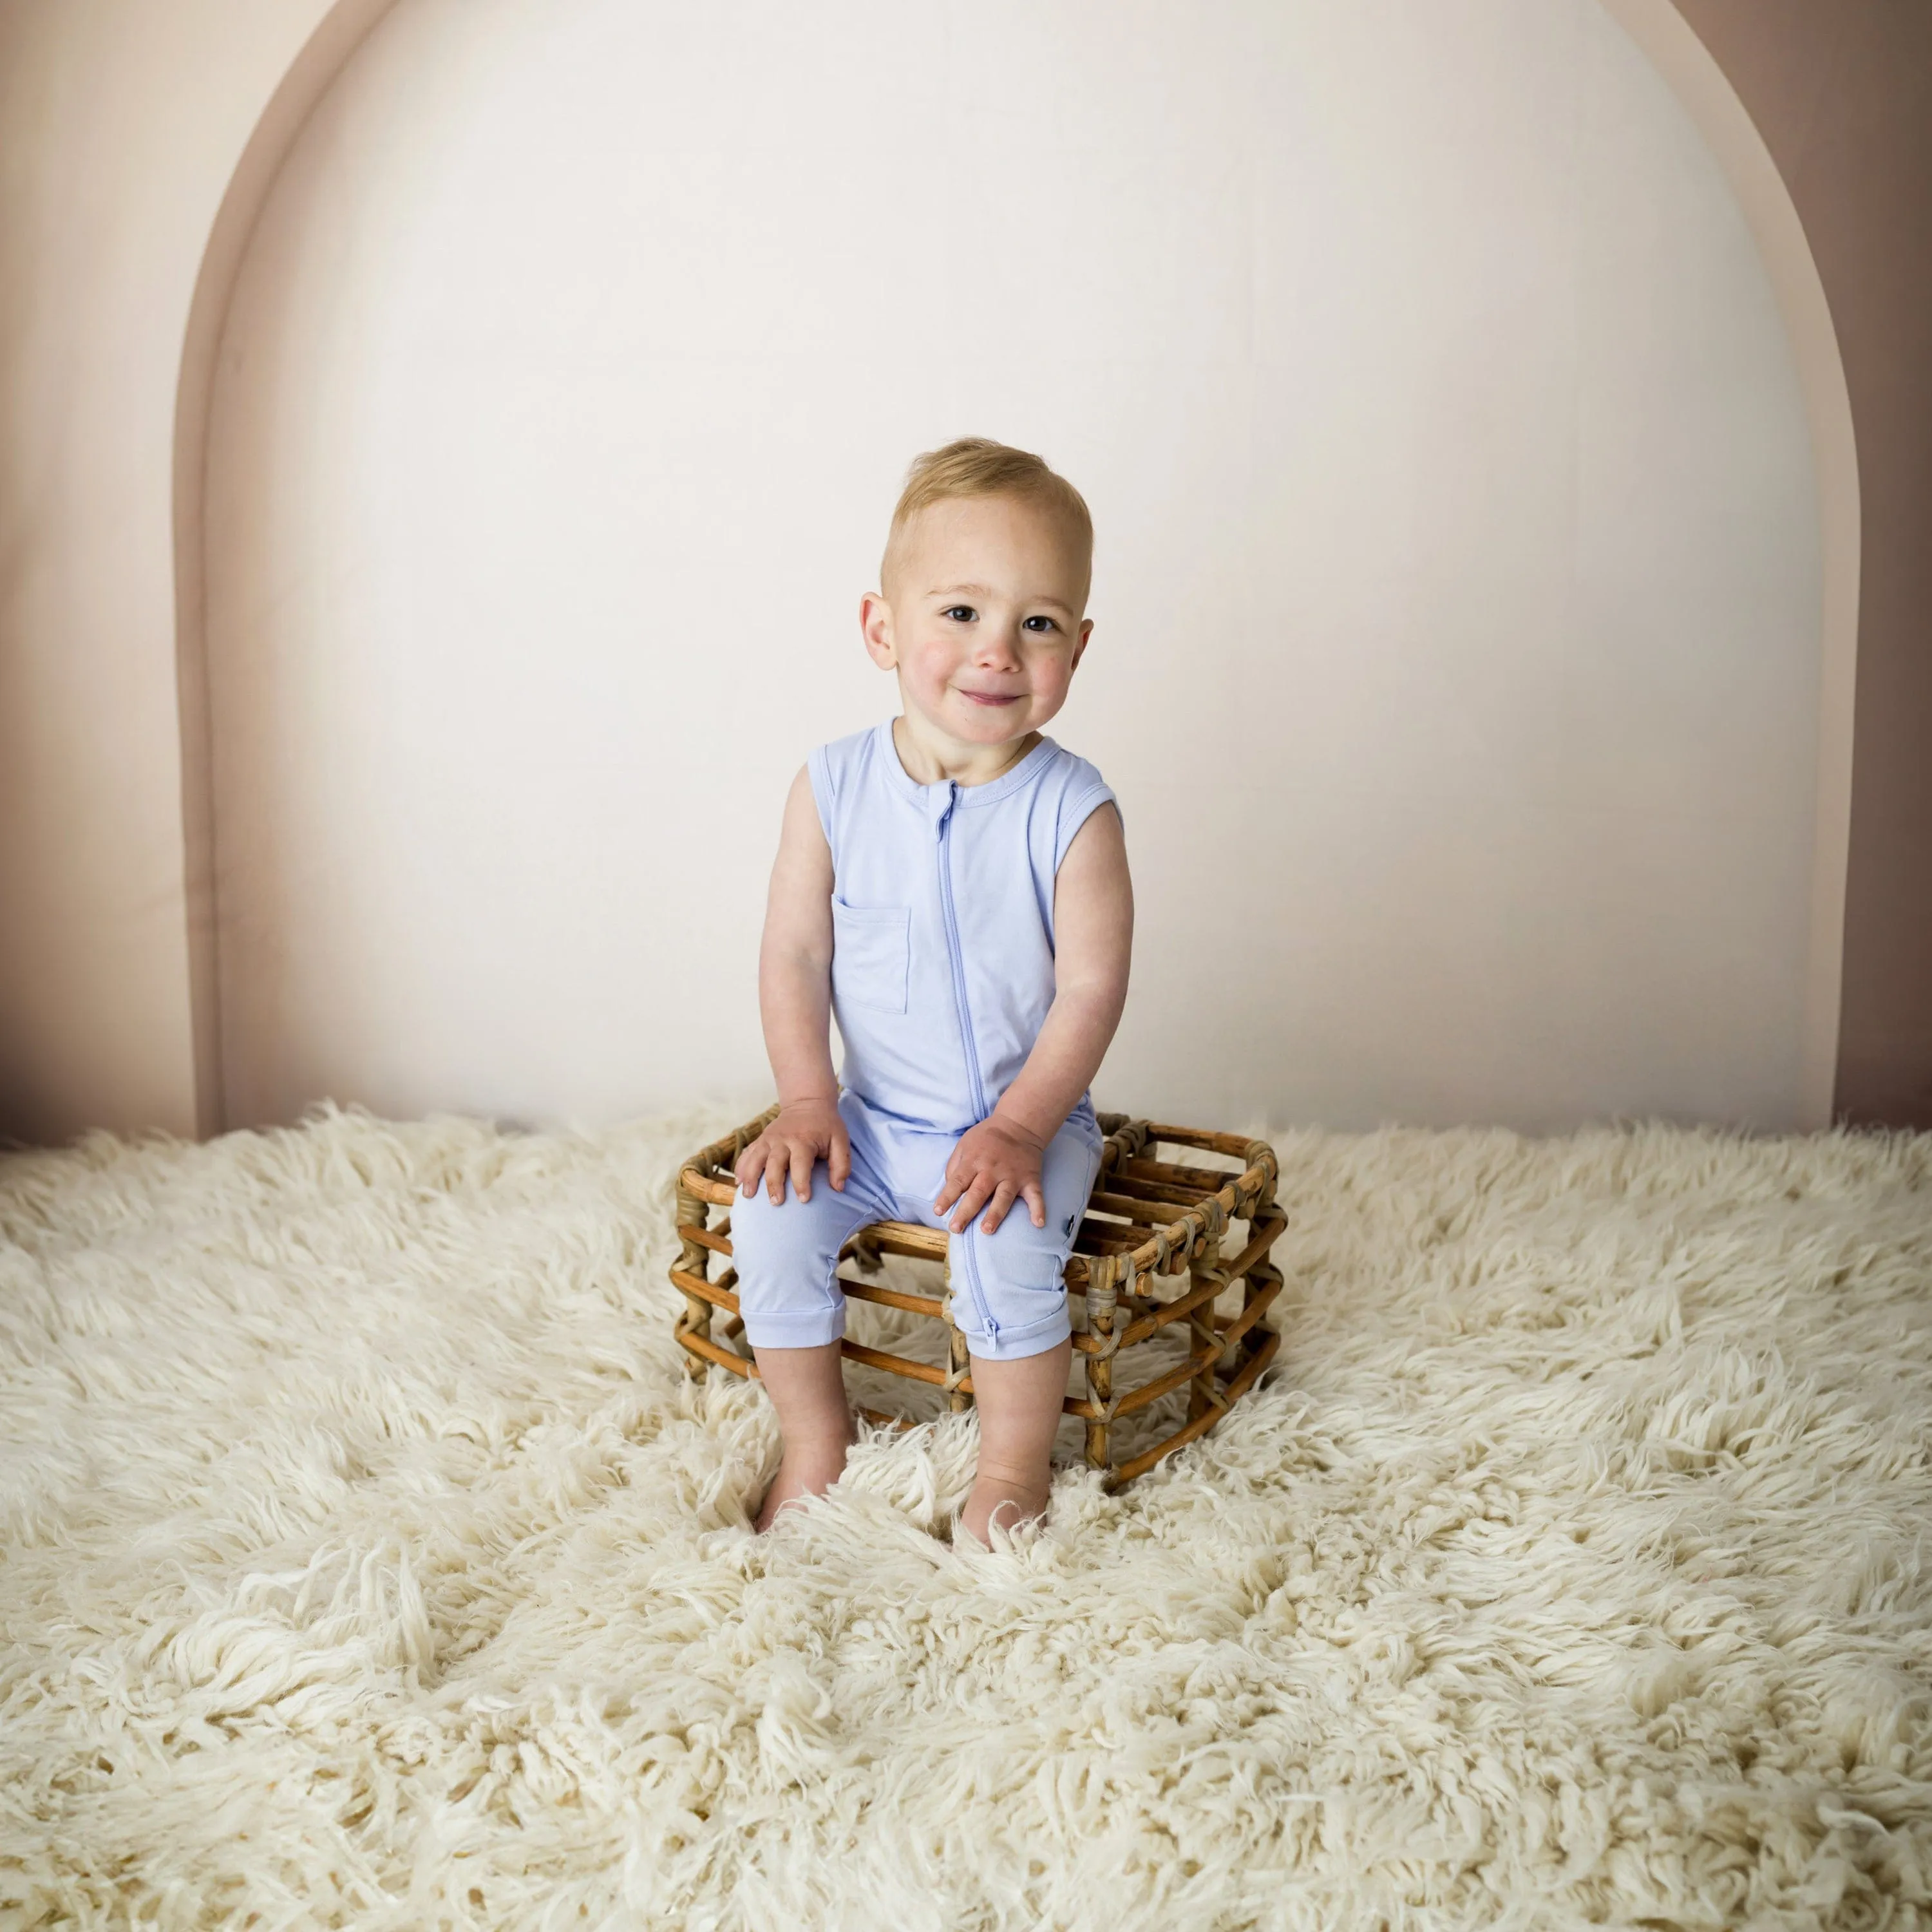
left=934, top=782, right=999, bottom=1345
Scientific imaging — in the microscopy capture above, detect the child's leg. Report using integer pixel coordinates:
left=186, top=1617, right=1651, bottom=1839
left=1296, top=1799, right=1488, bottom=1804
left=732, top=1095, right=892, bottom=1529
left=960, top=1337, right=1073, bottom=1544
left=909, top=1114, right=1103, bottom=1543
left=751, top=1341, right=854, bottom=1531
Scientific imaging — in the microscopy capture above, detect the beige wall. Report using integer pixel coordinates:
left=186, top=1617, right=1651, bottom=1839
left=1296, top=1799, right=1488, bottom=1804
left=3, top=0, right=1886, bottom=1144
left=0, top=0, right=357, bottom=1144
left=202, top=0, right=1824, bottom=1136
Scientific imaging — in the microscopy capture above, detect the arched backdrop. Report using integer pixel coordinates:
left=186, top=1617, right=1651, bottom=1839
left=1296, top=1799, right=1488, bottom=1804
left=6, top=0, right=1918, bottom=1144
left=198, top=0, right=1828, bottom=1135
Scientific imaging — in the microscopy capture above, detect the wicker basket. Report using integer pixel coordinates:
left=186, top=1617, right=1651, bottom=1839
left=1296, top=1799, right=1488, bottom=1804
left=671, top=1107, right=1285, bottom=1486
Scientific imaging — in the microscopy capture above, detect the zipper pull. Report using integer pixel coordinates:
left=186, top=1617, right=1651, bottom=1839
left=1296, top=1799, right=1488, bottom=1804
left=933, top=779, right=957, bottom=839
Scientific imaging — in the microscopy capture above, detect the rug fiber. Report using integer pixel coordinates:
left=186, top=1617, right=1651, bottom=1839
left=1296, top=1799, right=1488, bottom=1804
left=2, top=1104, right=1929, bottom=1929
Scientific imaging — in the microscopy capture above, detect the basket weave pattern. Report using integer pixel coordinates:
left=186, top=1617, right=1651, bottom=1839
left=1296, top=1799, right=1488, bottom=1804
left=672, top=1108, right=1285, bottom=1485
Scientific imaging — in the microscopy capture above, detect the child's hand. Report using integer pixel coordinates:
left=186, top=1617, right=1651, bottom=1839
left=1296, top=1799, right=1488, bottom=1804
left=935, top=1117, right=1048, bottom=1236
left=736, top=1098, right=849, bottom=1205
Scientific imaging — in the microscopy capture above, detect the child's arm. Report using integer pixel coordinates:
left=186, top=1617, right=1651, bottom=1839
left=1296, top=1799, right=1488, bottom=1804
left=735, top=765, right=850, bottom=1205
left=935, top=802, right=1133, bottom=1236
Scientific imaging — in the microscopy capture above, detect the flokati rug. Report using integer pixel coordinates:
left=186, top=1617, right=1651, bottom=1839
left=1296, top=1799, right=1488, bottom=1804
left=2, top=1103, right=1929, bottom=1930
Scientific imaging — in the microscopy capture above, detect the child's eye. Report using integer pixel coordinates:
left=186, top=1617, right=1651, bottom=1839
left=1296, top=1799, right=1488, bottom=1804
left=1023, top=616, right=1059, bottom=632
left=942, top=605, right=976, bottom=623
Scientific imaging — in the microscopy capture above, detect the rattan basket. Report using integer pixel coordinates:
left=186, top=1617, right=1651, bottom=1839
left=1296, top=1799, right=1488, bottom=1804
left=671, top=1107, right=1285, bottom=1486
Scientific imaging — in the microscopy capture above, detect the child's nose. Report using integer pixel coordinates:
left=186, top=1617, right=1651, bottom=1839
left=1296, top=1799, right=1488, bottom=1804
left=973, top=623, right=1024, bottom=665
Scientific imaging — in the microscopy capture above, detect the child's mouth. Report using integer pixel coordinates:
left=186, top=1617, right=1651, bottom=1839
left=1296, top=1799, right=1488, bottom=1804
left=960, top=690, right=1020, bottom=706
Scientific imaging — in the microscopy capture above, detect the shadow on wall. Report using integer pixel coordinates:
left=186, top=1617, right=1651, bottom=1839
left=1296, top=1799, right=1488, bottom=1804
left=1668, top=0, right=1932, bottom=1129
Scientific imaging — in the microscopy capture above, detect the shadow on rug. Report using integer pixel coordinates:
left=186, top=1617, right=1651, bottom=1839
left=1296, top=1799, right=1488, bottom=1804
left=1, top=1103, right=1927, bottom=1929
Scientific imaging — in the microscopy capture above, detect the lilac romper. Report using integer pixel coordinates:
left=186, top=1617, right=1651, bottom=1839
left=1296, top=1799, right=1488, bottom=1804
left=732, top=717, right=1120, bottom=1362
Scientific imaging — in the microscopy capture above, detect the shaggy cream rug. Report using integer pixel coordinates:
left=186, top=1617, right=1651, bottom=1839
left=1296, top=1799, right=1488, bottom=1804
left=2, top=1103, right=1928, bottom=1931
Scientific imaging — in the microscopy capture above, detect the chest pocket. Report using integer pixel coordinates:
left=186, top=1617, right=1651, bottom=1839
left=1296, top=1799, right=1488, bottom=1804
left=831, top=898, right=911, bottom=1014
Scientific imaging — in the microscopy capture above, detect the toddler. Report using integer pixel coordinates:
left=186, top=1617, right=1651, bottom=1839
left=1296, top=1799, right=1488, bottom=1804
left=732, top=437, right=1133, bottom=1544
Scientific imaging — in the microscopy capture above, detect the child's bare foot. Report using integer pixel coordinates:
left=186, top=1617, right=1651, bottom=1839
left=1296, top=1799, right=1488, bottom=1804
left=958, top=1467, right=1052, bottom=1546
left=753, top=1437, right=851, bottom=1532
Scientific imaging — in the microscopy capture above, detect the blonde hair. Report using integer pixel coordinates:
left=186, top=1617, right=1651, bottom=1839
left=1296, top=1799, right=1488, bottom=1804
left=880, top=437, right=1094, bottom=607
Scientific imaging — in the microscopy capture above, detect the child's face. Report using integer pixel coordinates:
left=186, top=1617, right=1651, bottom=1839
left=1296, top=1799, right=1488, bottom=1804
left=861, top=494, right=1093, bottom=751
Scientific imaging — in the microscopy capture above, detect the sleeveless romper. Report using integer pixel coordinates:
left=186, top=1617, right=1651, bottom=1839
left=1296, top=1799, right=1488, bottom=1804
left=732, top=717, right=1120, bottom=1362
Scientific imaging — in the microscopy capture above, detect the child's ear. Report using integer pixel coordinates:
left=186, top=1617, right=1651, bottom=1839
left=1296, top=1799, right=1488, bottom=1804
left=859, top=591, right=898, bottom=669
left=1070, top=619, right=1094, bottom=670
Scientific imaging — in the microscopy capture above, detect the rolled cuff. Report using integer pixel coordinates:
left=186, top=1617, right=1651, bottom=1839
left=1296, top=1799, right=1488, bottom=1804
left=957, top=1302, right=1071, bottom=1362
left=740, top=1305, right=846, bottom=1350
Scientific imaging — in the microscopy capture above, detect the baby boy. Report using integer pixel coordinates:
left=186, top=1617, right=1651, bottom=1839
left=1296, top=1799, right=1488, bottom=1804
left=732, top=437, right=1133, bottom=1544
